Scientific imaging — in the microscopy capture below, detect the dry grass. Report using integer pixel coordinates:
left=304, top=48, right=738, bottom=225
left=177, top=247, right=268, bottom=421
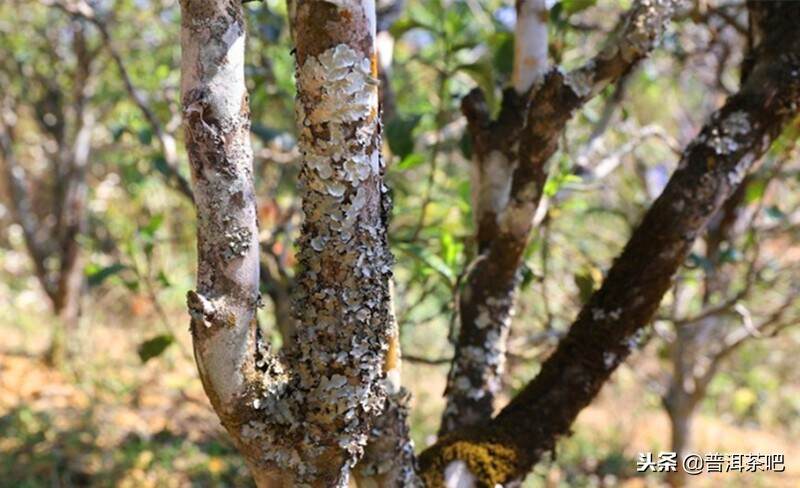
left=1, top=312, right=797, bottom=487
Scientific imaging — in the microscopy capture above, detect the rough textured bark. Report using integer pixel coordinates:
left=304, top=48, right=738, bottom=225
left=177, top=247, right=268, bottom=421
left=421, top=1, right=800, bottom=484
left=441, top=0, right=680, bottom=436
left=182, top=0, right=415, bottom=485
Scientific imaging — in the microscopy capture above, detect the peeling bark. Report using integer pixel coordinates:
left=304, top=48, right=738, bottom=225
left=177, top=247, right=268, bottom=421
left=422, top=2, right=800, bottom=484
left=441, top=0, right=680, bottom=436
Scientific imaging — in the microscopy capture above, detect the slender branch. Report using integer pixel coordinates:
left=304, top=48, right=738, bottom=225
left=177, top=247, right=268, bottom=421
left=45, top=0, right=194, bottom=201
left=0, top=112, right=57, bottom=302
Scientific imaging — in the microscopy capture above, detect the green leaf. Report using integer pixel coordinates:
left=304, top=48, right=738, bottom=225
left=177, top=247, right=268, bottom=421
left=396, top=153, right=426, bottom=171
left=157, top=270, right=171, bottom=288
left=152, top=155, right=171, bottom=178
left=422, top=253, right=455, bottom=283
left=123, top=279, right=140, bottom=292
left=137, top=334, right=175, bottom=363
left=574, top=273, right=594, bottom=304
left=137, top=127, right=153, bottom=145
left=440, top=231, right=458, bottom=267
left=140, top=214, right=164, bottom=239
left=389, top=18, right=437, bottom=38
left=492, top=33, right=514, bottom=77
left=744, top=179, right=767, bottom=204
left=386, top=115, right=421, bottom=159
left=520, top=263, right=536, bottom=290
left=111, top=124, right=126, bottom=142
left=144, top=241, right=154, bottom=258
left=544, top=172, right=581, bottom=197
left=398, top=243, right=455, bottom=284
left=86, top=263, right=127, bottom=287
left=765, top=205, right=786, bottom=220
left=562, top=0, right=597, bottom=15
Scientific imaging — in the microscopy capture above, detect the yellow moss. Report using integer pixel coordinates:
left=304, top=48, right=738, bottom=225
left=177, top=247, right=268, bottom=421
left=420, top=438, right=519, bottom=487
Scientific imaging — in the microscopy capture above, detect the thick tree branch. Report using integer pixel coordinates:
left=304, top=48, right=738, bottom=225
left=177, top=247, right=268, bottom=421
left=422, top=2, right=800, bottom=484
left=182, top=0, right=415, bottom=485
left=49, top=0, right=305, bottom=352
left=179, top=0, right=269, bottom=482
left=441, top=0, right=681, bottom=436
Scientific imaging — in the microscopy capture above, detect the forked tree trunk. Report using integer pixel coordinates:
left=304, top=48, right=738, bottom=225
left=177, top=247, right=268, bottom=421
left=420, top=2, right=800, bottom=484
left=0, top=59, right=93, bottom=366
left=181, top=0, right=414, bottom=485
left=180, top=0, right=800, bottom=486
left=442, top=0, right=679, bottom=435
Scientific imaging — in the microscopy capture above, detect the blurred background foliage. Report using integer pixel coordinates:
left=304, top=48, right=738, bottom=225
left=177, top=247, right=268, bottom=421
left=0, top=0, right=798, bottom=487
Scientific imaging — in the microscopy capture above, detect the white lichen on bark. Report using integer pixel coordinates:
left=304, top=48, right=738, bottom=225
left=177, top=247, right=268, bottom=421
left=513, top=0, right=549, bottom=94
left=562, top=0, right=680, bottom=101
left=472, top=150, right=515, bottom=227
left=181, top=0, right=259, bottom=412
left=279, top=34, right=392, bottom=483
left=181, top=0, right=403, bottom=485
left=442, top=292, right=515, bottom=432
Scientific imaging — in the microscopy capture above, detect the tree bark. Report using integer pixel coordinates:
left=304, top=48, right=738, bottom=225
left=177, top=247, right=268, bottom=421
left=663, top=381, right=698, bottom=488
left=421, top=2, right=800, bottom=484
left=441, top=0, right=680, bottom=436
left=182, top=0, right=415, bottom=485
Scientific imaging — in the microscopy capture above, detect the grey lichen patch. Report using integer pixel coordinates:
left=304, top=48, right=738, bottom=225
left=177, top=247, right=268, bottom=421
left=706, top=110, right=751, bottom=156
left=223, top=226, right=252, bottom=260
left=357, top=388, right=421, bottom=487
left=617, top=0, right=678, bottom=63
left=298, top=44, right=378, bottom=126
left=442, top=292, right=515, bottom=432
left=563, top=65, right=594, bottom=99
left=229, top=35, right=393, bottom=484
